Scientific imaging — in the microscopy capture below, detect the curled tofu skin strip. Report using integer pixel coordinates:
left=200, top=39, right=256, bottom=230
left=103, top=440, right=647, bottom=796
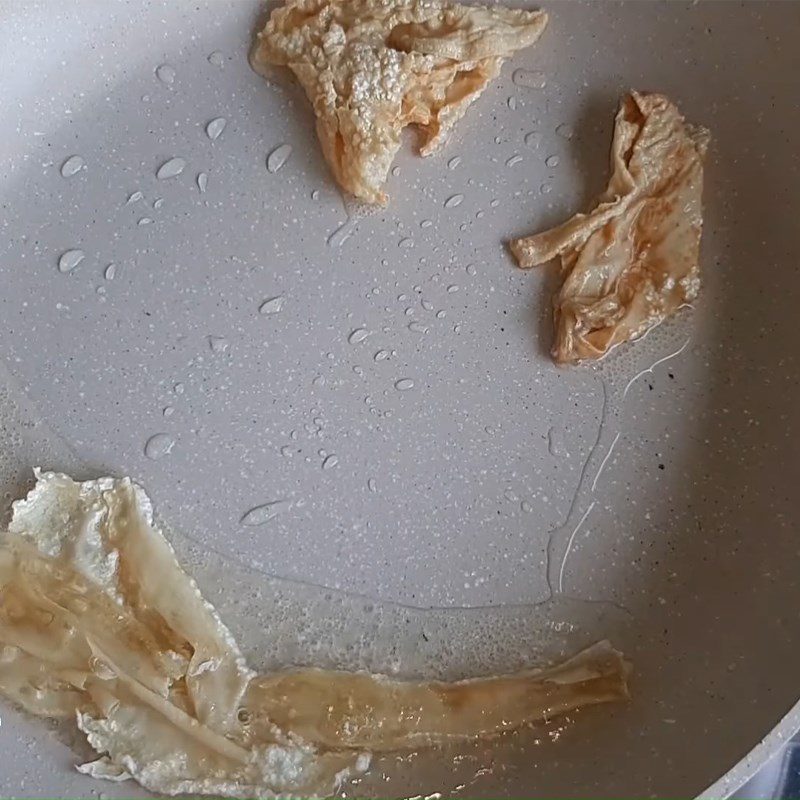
left=0, top=471, right=630, bottom=798
left=252, top=0, right=548, bottom=204
left=510, top=91, right=710, bottom=364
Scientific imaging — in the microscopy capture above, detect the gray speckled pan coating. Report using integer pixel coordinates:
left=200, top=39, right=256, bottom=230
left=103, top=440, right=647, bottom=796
left=0, top=1, right=799, bottom=797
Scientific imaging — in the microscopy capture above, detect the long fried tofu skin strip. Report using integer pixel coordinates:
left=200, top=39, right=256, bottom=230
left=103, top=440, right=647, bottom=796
left=0, top=471, right=630, bottom=798
left=243, top=640, right=629, bottom=750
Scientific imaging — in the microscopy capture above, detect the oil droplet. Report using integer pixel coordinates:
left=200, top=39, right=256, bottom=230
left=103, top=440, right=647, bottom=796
left=326, top=218, right=356, bottom=248
left=240, top=500, right=289, bottom=527
left=144, top=433, right=175, bottom=460
left=197, top=172, right=208, bottom=193
left=208, top=335, right=229, bottom=353
left=444, top=194, right=464, bottom=209
left=547, top=426, right=567, bottom=457
left=556, top=123, right=575, bottom=140
left=395, top=378, right=414, bottom=391
left=545, top=154, right=560, bottom=168
left=138, top=217, right=154, bottom=226
left=259, top=296, right=285, bottom=315
left=155, top=63, right=176, bottom=85
left=206, top=117, right=227, bottom=141
left=104, top=263, right=117, bottom=280
left=348, top=327, right=369, bottom=344
left=506, top=154, right=523, bottom=167
left=374, top=349, right=389, bottom=362
left=208, top=50, right=224, bottom=67
left=398, top=237, right=414, bottom=248
left=524, top=131, right=542, bottom=148
left=367, top=477, right=377, bottom=492
left=507, top=96, right=517, bottom=111
left=156, top=157, right=186, bottom=180
left=267, top=143, right=292, bottom=173
left=58, top=249, right=85, bottom=273
left=447, top=284, right=460, bottom=293
left=126, top=190, right=143, bottom=205
left=408, top=321, right=428, bottom=334
left=322, top=454, right=339, bottom=470
left=60, top=155, right=84, bottom=177
left=448, top=156, right=462, bottom=170
left=512, top=68, right=546, bottom=90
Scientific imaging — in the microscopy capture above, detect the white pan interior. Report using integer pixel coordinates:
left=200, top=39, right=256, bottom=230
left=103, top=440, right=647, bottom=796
left=1, top=1, right=799, bottom=797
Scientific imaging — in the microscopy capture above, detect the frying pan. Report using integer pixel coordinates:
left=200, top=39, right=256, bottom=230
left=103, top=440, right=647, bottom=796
left=1, top=1, right=799, bottom=797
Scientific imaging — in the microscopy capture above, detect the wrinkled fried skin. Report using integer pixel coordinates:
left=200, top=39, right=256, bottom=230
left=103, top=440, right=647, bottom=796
left=511, top=92, right=709, bottom=364
left=252, top=0, right=548, bottom=204
left=0, top=471, right=630, bottom=798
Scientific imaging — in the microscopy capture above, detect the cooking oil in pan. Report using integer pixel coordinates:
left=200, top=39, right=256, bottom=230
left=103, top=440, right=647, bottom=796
left=0, top=305, right=693, bottom=667
left=0, top=340, right=663, bottom=800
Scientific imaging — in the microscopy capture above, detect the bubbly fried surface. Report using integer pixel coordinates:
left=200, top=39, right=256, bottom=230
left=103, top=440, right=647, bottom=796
left=253, top=0, right=548, bottom=204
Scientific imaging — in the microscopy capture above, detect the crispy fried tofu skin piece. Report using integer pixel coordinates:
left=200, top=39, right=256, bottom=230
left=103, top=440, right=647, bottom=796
left=252, top=0, right=548, bottom=204
left=511, top=92, right=709, bottom=364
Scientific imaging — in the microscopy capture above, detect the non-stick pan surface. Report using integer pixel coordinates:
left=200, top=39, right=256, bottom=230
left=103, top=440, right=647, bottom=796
left=1, top=1, right=799, bottom=797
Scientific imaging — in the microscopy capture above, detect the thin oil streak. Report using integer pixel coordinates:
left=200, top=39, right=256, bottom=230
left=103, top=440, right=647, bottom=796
left=623, top=338, right=691, bottom=399
left=558, top=501, right=596, bottom=594
left=547, top=336, right=692, bottom=595
left=591, top=431, right=621, bottom=492
left=552, top=378, right=610, bottom=531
